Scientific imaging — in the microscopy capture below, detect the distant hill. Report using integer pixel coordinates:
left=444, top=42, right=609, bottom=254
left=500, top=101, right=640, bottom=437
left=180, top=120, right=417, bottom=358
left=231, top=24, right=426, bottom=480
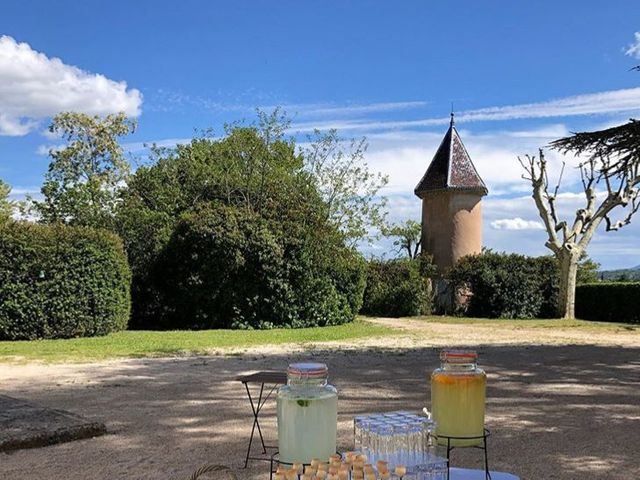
left=600, top=265, right=640, bottom=281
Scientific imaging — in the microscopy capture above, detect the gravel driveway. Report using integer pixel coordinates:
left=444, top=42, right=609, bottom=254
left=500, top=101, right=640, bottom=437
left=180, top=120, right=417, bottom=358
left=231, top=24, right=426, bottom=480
left=1, top=319, right=638, bottom=479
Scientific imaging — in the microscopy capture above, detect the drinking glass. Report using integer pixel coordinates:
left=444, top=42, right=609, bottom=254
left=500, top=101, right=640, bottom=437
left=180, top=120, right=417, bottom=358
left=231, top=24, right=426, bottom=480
left=354, top=415, right=367, bottom=451
left=361, top=418, right=375, bottom=460
left=391, top=421, right=410, bottom=467
left=376, top=423, right=393, bottom=466
left=406, top=420, right=423, bottom=466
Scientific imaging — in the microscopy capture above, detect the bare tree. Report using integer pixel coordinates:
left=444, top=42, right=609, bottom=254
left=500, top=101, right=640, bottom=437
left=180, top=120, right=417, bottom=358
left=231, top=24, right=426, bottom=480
left=519, top=120, right=640, bottom=318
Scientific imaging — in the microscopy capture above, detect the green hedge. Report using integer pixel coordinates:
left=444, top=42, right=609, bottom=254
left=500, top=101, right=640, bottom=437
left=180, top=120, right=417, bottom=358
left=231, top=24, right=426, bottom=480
left=0, top=222, right=131, bottom=340
left=576, top=283, right=640, bottom=323
left=149, top=203, right=366, bottom=329
left=449, top=252, right=558, bottom=319
left=361, top=258, right=431, bottom=317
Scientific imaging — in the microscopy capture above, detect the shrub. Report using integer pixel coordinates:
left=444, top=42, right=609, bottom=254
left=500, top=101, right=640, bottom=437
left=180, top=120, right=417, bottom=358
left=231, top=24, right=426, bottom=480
left=576, top=283, right=640, bottom=323
left=117, top=125, right=372, bottom=329
left=0, top=222, right=131, bottom=340
left=150, top=203, right=366, bottom=329
left=449, top=252, right=558, bottom=319
left=361, top=257, right=431, bottom=317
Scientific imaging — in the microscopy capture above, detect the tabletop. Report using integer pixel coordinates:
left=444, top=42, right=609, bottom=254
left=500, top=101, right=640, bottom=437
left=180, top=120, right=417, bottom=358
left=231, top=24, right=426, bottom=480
left=235, top=371, right=288, bottom=384
left=450, top=468, right=519, bottom=480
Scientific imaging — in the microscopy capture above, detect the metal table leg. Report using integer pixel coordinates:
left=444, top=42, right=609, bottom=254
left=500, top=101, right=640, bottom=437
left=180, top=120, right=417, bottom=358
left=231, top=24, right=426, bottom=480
left=242, top=381, right=279, bottom=467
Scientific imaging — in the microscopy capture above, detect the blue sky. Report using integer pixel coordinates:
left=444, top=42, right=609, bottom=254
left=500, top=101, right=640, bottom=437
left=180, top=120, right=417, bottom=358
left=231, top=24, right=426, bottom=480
left=1, top=1, right=640, bottom=268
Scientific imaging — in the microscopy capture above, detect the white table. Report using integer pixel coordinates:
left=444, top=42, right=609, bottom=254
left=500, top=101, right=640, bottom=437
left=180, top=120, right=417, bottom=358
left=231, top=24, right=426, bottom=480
left=450, top=468, right=520, bottom=480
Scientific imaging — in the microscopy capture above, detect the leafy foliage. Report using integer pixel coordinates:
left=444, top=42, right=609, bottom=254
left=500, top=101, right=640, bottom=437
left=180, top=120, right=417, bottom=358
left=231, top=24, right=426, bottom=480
left=576, top=283, right=640, bottom=324
left=303, top=129, right=388, bottom=245
left=0, top=179, right=12, bottom=223
left=361, top=256, right=433, bottom=317
left=33, top=112, right=136, bottom=229
left=576, top=253, right=600, bottom=284
left=449, top=251, right=559, bottom=319
left=551, top=119, right=640, bottom=175
left=381, top=219, right=422, bottom=258
left=148, top=203, right=365, bottom=329
left=117, top=114, right=368, bottom=329
left=601, top=269, right=640, bottom=282
left=0, top=222, right=131, bottom=340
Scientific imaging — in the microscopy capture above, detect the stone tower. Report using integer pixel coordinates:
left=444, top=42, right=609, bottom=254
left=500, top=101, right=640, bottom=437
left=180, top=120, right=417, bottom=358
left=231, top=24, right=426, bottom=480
left=414, top=115, right=488, bottom=274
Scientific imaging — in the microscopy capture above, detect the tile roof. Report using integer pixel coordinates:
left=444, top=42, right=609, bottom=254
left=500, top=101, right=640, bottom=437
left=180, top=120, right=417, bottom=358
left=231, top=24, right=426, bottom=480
left=414, top=119, right=488, bottom=198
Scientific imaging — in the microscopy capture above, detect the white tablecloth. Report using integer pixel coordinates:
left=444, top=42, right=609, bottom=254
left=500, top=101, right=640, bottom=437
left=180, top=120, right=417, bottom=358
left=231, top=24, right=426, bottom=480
left=450, top=467, right=519, bottom=480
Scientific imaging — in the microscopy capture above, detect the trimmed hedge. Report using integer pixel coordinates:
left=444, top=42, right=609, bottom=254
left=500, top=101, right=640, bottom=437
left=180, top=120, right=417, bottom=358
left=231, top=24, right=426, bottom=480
left=0, top=222, right=131, bottom=340
left=576, top=283, right=640, bottom=323
left=449, top=252, right=558, bottom=319
left=361, top=258, right=431, bottom=317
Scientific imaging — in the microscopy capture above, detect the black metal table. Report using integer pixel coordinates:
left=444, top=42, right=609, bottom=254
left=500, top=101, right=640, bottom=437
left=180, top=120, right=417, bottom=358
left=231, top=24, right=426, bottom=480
left=236, top=371, right=287, bottom=467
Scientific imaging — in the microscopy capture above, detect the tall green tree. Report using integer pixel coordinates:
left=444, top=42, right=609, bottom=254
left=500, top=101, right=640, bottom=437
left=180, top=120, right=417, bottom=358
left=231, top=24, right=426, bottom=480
left=117, top=112, right=316, bottom=277
left=117, top=112, right=372, bottom=328
left=303, top=129, right=388, bottom=245
left=0, top=179, right=13, bottom=223
left=576, top=252, right=600, bottom=284
left=33, top=112, right=136, bottom=228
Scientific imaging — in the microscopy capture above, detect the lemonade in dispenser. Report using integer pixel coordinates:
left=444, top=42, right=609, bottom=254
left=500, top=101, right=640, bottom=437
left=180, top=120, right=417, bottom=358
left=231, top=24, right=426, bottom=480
left=277, top=362, right=337, bottom=464
left=431, top=350, right=486, bottom=447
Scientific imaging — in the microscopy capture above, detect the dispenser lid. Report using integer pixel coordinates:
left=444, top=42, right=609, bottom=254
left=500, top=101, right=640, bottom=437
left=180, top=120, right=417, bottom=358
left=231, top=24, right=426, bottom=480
left=440, top=350, right=478, bottom=363
left=287, top=362, right=328, bottom=378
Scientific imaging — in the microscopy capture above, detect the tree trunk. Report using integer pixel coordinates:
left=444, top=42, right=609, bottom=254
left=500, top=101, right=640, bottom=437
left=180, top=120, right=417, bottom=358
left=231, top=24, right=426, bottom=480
left=557, top=250, right=580, bottom=319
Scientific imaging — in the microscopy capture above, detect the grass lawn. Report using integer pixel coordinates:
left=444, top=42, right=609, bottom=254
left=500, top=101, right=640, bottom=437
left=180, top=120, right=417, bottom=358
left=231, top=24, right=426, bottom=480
left=413, top=315, right=640, bottom=331
left=0, top=319, right=395, bottom=363
left=2, top=316, right=636, bottom=363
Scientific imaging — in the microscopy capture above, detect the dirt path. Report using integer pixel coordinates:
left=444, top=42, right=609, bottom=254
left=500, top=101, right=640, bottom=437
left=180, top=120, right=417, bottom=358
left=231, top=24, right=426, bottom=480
left=363, top=317, right=640, bottom=348
left=1, top=319, right=639, bottom=480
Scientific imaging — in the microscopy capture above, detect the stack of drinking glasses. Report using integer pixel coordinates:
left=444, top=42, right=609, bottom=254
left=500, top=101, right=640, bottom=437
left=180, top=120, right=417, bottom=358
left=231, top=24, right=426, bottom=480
left=353, top=412, right=447, bottom=479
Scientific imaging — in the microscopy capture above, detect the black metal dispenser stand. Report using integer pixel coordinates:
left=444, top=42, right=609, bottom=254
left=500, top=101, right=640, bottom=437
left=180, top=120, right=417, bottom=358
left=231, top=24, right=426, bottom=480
left=438, top=428, right=491, bottom=480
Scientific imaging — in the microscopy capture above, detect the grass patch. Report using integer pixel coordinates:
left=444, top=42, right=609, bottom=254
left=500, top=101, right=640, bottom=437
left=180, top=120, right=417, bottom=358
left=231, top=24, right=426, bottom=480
left=413, top=316, right=640, bottom=331
left=3, top=316, right=636, bottom=364
left=0, top=319, right=395, bottom=363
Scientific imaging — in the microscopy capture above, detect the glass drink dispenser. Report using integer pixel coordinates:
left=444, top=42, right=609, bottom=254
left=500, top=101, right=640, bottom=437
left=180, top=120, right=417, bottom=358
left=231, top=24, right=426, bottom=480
left=277, top=362, right=338, bottom=464
left=431, top=350, right=486, bottom=447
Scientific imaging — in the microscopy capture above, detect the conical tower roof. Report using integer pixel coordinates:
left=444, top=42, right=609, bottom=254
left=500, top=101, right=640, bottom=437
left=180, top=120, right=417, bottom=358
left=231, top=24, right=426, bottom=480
left=414, top=115, right=488, bottom=198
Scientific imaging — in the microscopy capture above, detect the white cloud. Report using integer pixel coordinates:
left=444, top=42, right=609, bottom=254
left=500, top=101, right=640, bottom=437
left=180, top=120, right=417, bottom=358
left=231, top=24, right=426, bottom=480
left=0, top=35, right=142, bottom=136
left=291, top=87, right=640, bottom=133
left=624, top=32, right=640, bottom=59
left=458, top=88, right=640, bottom=122
left=361, top=122, right=640, bottom=268
left=0, top=114, right=37, bottom=135
left=280, top=101, right=428, bottom=118
left=41, top=128, right=62, bottom=140
left=490, top=217, right=545, bottom=231
left=35, top=144, right=65, bottom=155
left=7, top=186, right=40, bottom=197
left=360, top=125, right=582, bottom=198
left=148, top=87, right=427, bottom=118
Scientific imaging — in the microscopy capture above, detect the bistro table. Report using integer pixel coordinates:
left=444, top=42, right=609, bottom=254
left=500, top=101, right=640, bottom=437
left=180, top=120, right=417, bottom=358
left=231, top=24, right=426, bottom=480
left=450, top=468, right=519, bottom=480
left=236, top=370, right=287, bottom=467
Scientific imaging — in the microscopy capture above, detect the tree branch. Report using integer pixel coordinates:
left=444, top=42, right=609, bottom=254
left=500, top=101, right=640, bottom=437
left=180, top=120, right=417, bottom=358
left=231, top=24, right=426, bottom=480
left=604, top=188, right=639, bottom=231
left=519, top=150, right=563, bottom=253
